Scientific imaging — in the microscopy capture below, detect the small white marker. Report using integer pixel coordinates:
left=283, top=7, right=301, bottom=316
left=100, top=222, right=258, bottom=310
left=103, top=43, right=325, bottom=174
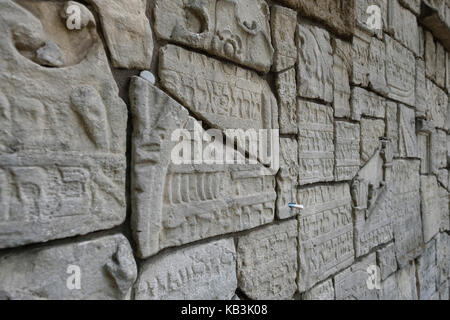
left=140, top=70, right=155, bottom=85
left=288, top=203, right=304, bottom=210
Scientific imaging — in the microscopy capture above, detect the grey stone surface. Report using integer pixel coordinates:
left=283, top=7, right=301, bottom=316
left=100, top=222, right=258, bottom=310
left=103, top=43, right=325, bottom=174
left=351, top=87, right=386, bottom=121
left=271, top=5, right=297, bottom=72
left=436, top=232, right=449, bottom=285
left=134, top=239, right=236, bottom=300
left=303, top=279, right=335, bottom=300
left=276, top=68, right=297, bottom=135
left=396, top=262, right=418, bottom=300
left=416, top=240, right=437, bottom=300
left=276, top=138, right=298, bottom=220
left=332, top=39, right=352, bottom=118
left=421, top=175, right=441, bottom=243
left=398, top=104, right=417, bottom=158
left=360, top=118, right=385, bottom=163
left=388, top=0, right=420, bottom=56
left=335, top=121, right=360, bottom=181
left=377, top=243, right=398, bottom=281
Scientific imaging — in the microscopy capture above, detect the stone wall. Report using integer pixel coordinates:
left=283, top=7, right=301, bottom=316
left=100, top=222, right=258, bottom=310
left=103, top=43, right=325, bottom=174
left=0, top=0, right=448, bottom=300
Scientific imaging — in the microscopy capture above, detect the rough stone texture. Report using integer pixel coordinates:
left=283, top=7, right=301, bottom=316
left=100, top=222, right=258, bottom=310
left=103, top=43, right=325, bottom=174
left=134, top=239, right=236, bottom=300
left=0, top=234, right=137, bottom=300
left=236, top=220, right=297, bottom=300
left=332, top=39, right=352, bottom=118
left=297, top=183, right=354, bottom=292
left=399, top=0, right=421, bottom=16
left=276, top=138, right=298, bottom=219
left=276, top=68, right=297, bottom=134
left=153, top=0, right=274, bottom=73
left=380, top=274, right=398, bottom=300
left=351, top=87, right=386, bottom=121
left=377, top=243, right=398, bottom=281
left=439, top=186, right=450, bottom=231
left=271, top=5, right=297, bottom=72
left=388, top=0, right=420, bottom=56
left=296, top=23, right=333, bottom=103
left=360, top=118, right=385, bottom=163
left=0, top=0, right=127, bottom=249
left=436, top=42, right=446, bottom=88
left=303, top=279, right=335, bottom=300
left=335, top=121, right=360, bottom=181
left=431, top=129, right=448, bottom=173
left=386, top=101, right=399, bottom=157
left=425, top=31, right=437, bottom=80
left=436, top=232, right=449, bottom=285
left=416, top=239, right=437, bottom=300
left=421, top=175, right=441, bottom=243
left=87, top=0, right=154, bottom=69
left=130, top=77, right=276, bottom=258
left=396, top=262, right=418, bottom=300
left=415, top=59, right=427, bottom=117
left=297, top=100, right=334, bottom=185
left=398, top=104, right=418, bottom=158
left=420, top=0, right=450, bottom=52
left=334, top=253, right=379, bottom=300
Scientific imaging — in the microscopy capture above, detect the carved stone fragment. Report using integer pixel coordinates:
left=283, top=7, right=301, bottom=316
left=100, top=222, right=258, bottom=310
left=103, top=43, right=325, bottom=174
left=332, top=39, right=352, bottom=118
left=360, top=118, right=385, bottom=164
left=335, top=121, right=360, bottom=181
left=388, top=0, right=420, bottom=56
left=277, top=138, right=298, bottom=219
left=416, top=240, right=437, bottom=300
left=351, top=87, right=386, bottom=121
left=303, top=279, right=335, bottom=300
left=271, top=5, right=297, bottom=72
left=276, top=68, right=297, bottom=135
left=377, top=243, right=397, bottom=281
left=398, top=104, right=418, bottom=158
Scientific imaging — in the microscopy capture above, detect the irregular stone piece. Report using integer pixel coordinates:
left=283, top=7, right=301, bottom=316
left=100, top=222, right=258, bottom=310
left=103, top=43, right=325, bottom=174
left=398, top=105, right=417, bottom=158
left=334, top=253, right=379, bottom=300
left=396, top=262, right=418, bottom=300
left=436, top=232, right=449, bottom=285
left=385, top=101, right=399, bottom=157
left=335, top=121, right=360, bottom=181
left=0, top=234, right=136, bottom=300
left=0, top=0, right=127, bottom=249
left=351, top=87, right=386, bottom=121
left=431, top=129, right=448, bottom=172
left=360, top=118, right=385, bottom=163
left=35, top=41, right=65, bottom=67
left=416, top=240, right=437, bottom=300
left=159, top=45, right=278, bottom=133
left=237, top=220, right=298, bottom=300
left=134, top=239, right=237, bottom=300
left=352, top=29, right=388, bottom=95
left=332, top=39, right=352, bottom=118
left=439, top=186, right=449, bottom=231
left=297, top=100, right=334, bottom=185
left=130, top=77, right=276, bottom=258
left=388, top=0, right=420, bottom=56
left=296, top=23, right=333, bottom=103
left=436, top=42, right=446, bottom=87
left=277, top=138, right=298, bottom=219
left=140, top=71, right=155, bottom=85
left=271, top=5, right=297, bottom=72
left=377, top=243, right=397, bottom=281
left=276, top=68, right=297, bottom=135
left=421, top=175, right=441, bottom=243
left=415, top=59, right=427, bottom=117
left=392, top=160, right=423, bottom=267
left=439, top=280, right=449, bottom=300
left=297, top=183, right=354, bottom=292
left=303, top=279, right=335, bottom=300
left=437, top=169, right=448, bottom=189
left=417, top=119, right=433, bottom=174
left=87, top=0, right=153, bottom=69
left=380, top=274, right=398, bottom=300
left=425, top=31, right=437, bottom=80
left=385, top=35, right=416, bottom=106
left=153, top=0, right=274, bottom=73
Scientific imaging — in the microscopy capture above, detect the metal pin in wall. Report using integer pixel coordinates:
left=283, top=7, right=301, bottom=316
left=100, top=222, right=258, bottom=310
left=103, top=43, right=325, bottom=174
left=288, top=203, right=304, bottom=210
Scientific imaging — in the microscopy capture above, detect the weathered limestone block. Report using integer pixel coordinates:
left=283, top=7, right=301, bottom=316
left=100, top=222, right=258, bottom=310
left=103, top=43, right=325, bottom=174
left=0, top=0, right=127, bottom=249
left=159, top=45, right=278, bottom=133
left=351, top=87, right=386, bottom=121
left=303, top=279, right=335, bottom=300
left=296, top=23, right=333, bottom=103
left=431, top=129, right=448, bottom=172
left=277, top=138, right=298, bottom=219
left=297, top=183, right=354, bottom=292
left=415, top=59, right=427, bottom=117
left=392, top=160, right=423, bottom=267
left=416, top=239, right=437, bottom=300
left=135, top=239, right=237, bottom=300
left=437, top=169, right=448, bottom=189
left=332, top=39, right=352, bottom=118
left=439, top=186, right=449, bottom=231
left=355, top=0, right=387, bottom=38
left=236, top=220, right=298, bottom=300
left=436, top=232, right=449, bottom=285
left=420, top=0, right=450, bottom=51
left=0, top=234, right=136, bottom=300
left=377, top=243, right=398, bottom=281
left=352, top=29, right=388, bottom=95
left=276, top=68, right=297, bottom=135
left=271, top=5, right=297, bottom=72
left=421, top=176, right=441, bottom=243
left=153, top=0, right=274, bottom=73
left=398, top=104, right=418, bottom=158
left=388, top=0, right=420, bottom=56
left=360, top=118, right=385, bottom=163
left=439, top=280, right=449, bottom=300
left=130, top=77, right=276, bottom=258
left=425, top=31, right=437, bottom=80
left=297, top=101, right=334, bottom=185
left=353, top=142, right=393, bottom=257
left=399, top=0, right=421, bottom=15
left=380, top=274, right=398, bottom=300
left=385, top=36, right=416, bottom=106
left=335, top=121, right=360, bottom=181
left=334, top=253, right=379, bottom=300
left=396, top=262, right=418, bottom=300
left=86, top=0, right=153, bottom=69
left=385, top=101, right=399, bottom=157
left=417, top=119, right=433, bottom=174
left=436, top=42, right=446, bottom=87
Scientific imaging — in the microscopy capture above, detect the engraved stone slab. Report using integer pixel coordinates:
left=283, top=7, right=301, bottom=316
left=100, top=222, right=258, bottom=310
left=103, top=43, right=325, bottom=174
left=386, top=101, right=399, bottom=157
left=332, top=39, right=352, bottom=118
left=377, top=243, right=397, bottom=281
left=425, top=31, right=436, bottom=80
left=0, top=234, right=137, bottom=300
left=436, top=232, right=449, bottom=285
left=276, top=68, right=297, bottom=135
left=153, top=0, right=274, bottom=73
left=334, top=253, right=379, bottom=300
left=159, top=44, right=278, bottom=133
left=437, top=168, right=448, bottom=190
left=439, top=186, right=449, bottom=231
left=398, top=104, right=418, bottom=158
left=436, top=41, right=446, bottom=88
left=271, top=5, right=297, bottom=72
left=415, top=59, right=427, bottom=117
left=431, top=129, right=448, bottom=172
left=87, top=0, right=154, bottom=69
left=421, top=175, right=441, bottom=243
left=237, top=220, right=298, bottom=300
left=335, top=121, right=360, bottom=181
left=297, top=183, right=354, bottom=292
left=392, top=160, right=423, bottom=267
left=134, top=239, right=237, bottom=300
left=303, top=279, right=335, bottom=300
left=396, top=262, right=418, bottom=300
left=360, top=118, right=385, bottom=163
left=388, top=0, right=420, bottom=56
left=297, top=100, right=334, bottom=185
left=277, top=138, right=299, bottom=219
left=296, top=23, right=333, bottom=103
left=380, top=274, right=398, bottom=300
left=385, top=36, right=415, bottom=106
left=416, top=240, right=437, bottom=300
left=130, top=77, right=276, bottom=258
left=351, top=87, right=386, bottom=121
left=355, top=0, right=387, bottom=38
left=0, top=1, right=127, bottom=249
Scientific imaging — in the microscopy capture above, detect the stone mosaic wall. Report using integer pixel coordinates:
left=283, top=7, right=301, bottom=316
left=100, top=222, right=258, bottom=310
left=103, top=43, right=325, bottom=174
left=0, top=0, right=449, bottom=300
